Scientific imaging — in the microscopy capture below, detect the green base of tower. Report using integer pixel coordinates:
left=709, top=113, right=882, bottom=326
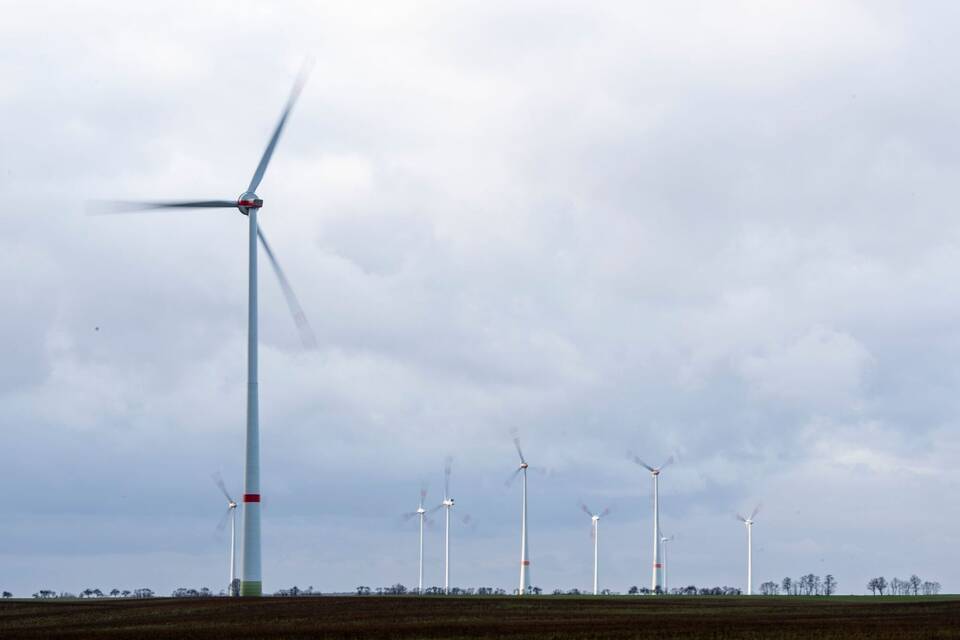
left=240, top=581, right=263, bottom=597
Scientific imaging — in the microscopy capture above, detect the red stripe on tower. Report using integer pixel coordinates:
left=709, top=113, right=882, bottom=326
left=654, top=563, right=663, bottom=568
left=522, top=560, right=530, bottom=566
left=244, top=494, right=261, bottom=503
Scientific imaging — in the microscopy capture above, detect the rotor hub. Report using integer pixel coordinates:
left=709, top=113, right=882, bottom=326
left=520, top=462, right=528, bottom=469
left=237, top=191, right=263, bottom=215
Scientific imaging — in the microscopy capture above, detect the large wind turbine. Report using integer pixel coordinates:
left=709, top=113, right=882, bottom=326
left=580, top=503, right=610, bottom=595
left=630, top=453, right=674, bottom=593
left=402, top=487, right=432, bottom=594
left=213, top=473, right=239, bottom=596
left=736, top=504, right=761, bottom=595
left=506, top=437, right=531, bottom=596
left=96, top=66, right=315, bottom=597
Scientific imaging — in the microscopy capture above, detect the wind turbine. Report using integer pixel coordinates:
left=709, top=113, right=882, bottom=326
left=402, top=487, right=433, bottom=594
left=441, top=458, right=455, bottom=594
left=660, top=534, right=674, bottom=594
left=629, top=453, right=674, bottom=593
left=213, top=473, right=239, bottom=596
left=580, top=503, right=610, bottom=595
left=506, top=436, right=531, bottom=596
left=95, top=65, right=316, bottom=596
left=736, top=504, right=761, bottom=595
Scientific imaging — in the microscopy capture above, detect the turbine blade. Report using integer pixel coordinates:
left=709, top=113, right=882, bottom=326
left=579, top=502, right=594, bottom=517
left=751, top=503, right=762, bottom=520
left=216, top=506, right=231, bottom=533
left=211, top=472, right=234, bottom=504
left=427, top=504, right=443, bottom=515
left=444, top=457, right=452, bottom=498
left=247, top=60, right=313, bottom=193
left=400, top=511, right=419, bottom=523
left=257, top=227, right=318, bottom=349
left=660, top=455, right=675, bottom=470
left=505, top=467, right=522, bottom=487
left=628, top=452, right=654, bottom=472
left=600, top=507, right=611, bottom=518
left=736, top=513, right=747, bottom=522
left=512, top=437, right=526, bottom=464
left=88, top=199, right=236, bottom=214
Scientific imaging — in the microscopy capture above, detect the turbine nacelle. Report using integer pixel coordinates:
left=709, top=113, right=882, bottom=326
left=416, top=506, right=426, bottom=515
left=520, top=462, right=528, bottom=470
left=443, top=498, right=455, bottom=507
left=237, top=192, right=263, bottom=215
left=228, top=501, right=237, bottom=510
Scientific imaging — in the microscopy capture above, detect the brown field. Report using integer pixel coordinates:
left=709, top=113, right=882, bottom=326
left=1, top=595, right=959, bottom=639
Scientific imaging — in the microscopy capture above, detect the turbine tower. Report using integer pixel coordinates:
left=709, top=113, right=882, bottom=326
left=736, top=504, right=761, bottom=595
left=630, top=453, right=674, bottom=593
left=213, top=473, right=239, bottom=596
left=660, top=534, right=674, bottom=594
left=507, top=436, right=531, bottom=595
left=580, top=503, right=610, bottom=595
left=95, top=65, right=315, bottom=597
left=441, top=458, right=455, bottom=594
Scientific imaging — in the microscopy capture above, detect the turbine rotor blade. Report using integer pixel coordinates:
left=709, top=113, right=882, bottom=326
left=257, top=227, right=318, bottom=349
left=751, top=503, right=762, bottom=520
left=216, top=506, right=231, bottom=533
left=444, top=457, right=452, bottom=497
left=600, top=507, right=611, bottom=518
left=247, top=60, right=313, bottom=193
left=579, top=502, right=594, bottom=517
left=628, top=452, right=654, bottom=472
left=211, top=472, right=234, bottom=504
left=88, top=199, right=237, bottom=214
left=660, top=455, right=676, bottom=470
left=736, top=513, right=747, bottom=522
left=505, top=467, right=522, bottom=487
left=512, top=437, right=526, bottom=464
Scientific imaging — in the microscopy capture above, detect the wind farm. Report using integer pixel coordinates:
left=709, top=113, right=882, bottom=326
left=7, top=2, right=960, bottom=639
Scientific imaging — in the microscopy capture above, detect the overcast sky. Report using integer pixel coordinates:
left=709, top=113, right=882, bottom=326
left=3, top=0, right=960, bottom=597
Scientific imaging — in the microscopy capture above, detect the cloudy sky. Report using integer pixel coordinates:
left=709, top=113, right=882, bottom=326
left=3, top=0, right=960, bottom=596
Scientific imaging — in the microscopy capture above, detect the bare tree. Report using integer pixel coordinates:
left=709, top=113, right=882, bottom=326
left=823, top=575, right=836, bottom=596
left=909, top=575, right=922, bottom=596
left=781, top=577, right=792, bottom=595
left=876, top=577, right=887, bottom=595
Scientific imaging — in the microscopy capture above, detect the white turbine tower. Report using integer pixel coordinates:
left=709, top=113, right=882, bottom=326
left=580, top=503, right=610, bottom=595
left=660, top=534, right=674, bottom=594
left=736, top=504, right=761, bottom=595
left=506, top=436, right=532, bottom=596
left=402, top=487, right=432, bottom=594
left=213, top=473, right=239, bottom=596
left=95, top=66, right=316, bottom=597
left=630, top=453, right=674, bottom=593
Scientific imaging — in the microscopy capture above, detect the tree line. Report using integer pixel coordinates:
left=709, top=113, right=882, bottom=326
left=866, top=576, right=941, bottom=596
left=757, top=575, right=838, bottom=596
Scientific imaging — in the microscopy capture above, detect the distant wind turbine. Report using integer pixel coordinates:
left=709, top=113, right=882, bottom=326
left=580, top=503, right=611, bottom=595
left=506, top=436, right=532, bottom=596
left=93, top=64, right=316, bottom=597
left=402, top=487, right=434, bottom=594
left=660, top=534, right=674, bottom=594
left=736, top=504, right=761, bottom=595
left=441, top=458, right=456, bottom=594
left=629, top=452, right=674, bottom=593
left=213, top=473, right=239, bottom=596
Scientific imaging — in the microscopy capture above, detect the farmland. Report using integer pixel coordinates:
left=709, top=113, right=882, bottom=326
left=1, top=595, right=959, bottom=639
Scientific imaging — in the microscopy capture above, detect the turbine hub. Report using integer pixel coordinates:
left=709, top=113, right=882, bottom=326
left=520, top=462, right=528, bottom=469
left=652, top=469, right=660, bottom=476
left=417, top=507, right=426, bottom=514
left=237, top=191, right=263, bottom=215
left=592, top=515, right=599, bottom=521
